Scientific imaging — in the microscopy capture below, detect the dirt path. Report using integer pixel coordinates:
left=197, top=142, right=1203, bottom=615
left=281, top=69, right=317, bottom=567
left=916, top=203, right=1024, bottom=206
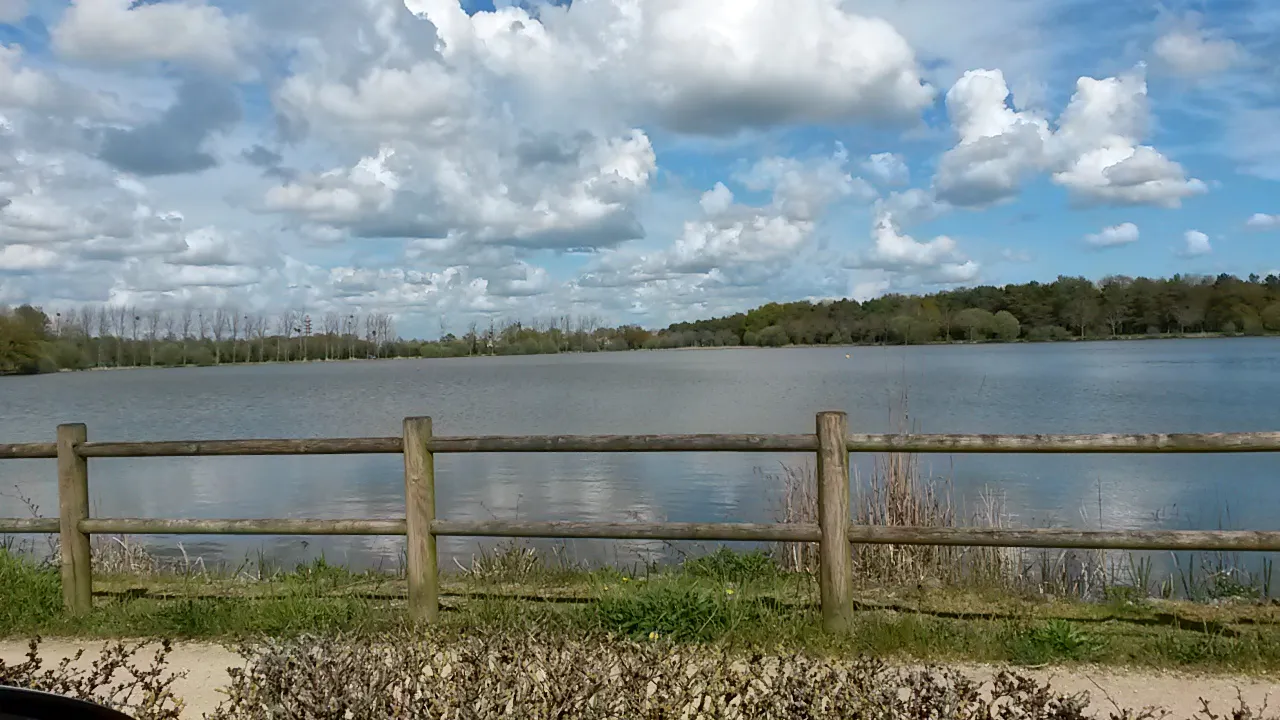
left=3, top=640, right=1277, bottom=718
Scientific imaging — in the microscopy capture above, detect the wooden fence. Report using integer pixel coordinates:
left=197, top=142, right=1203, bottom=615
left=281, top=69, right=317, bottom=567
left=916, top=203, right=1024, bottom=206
left=5, top=412, right=1280, bottom=631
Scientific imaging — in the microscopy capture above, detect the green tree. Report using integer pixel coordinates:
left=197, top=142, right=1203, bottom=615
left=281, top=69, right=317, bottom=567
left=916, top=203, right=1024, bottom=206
left=955, top=308, right=994, bottom=341
left=888, top=315, right=913, bottom=345
left=1098, top=276, right=1132, bottom=337
left=756, top=325, right=790, bottom=347
left=0, top=313, right=45, bottom=374
left=1261, top=303, right=1280, bottom=332
left=1056, top=277, right=1098, bottom=338
left=992, top=310, right=1021, bottom=341
left=11, top=305, right=51, bottom=338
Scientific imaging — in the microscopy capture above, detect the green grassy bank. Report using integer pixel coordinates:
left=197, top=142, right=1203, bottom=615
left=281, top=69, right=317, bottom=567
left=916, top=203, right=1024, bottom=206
left=5, top=545, right=1280, bottom=674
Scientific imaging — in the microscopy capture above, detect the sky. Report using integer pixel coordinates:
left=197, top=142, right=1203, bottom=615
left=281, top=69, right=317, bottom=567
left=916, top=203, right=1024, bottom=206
left=1, top=0, right=1279, bottom=337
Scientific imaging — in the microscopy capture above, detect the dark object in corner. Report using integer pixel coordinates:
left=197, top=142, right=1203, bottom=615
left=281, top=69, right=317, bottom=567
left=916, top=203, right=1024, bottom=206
left=0, top=685, right=134, bottom=720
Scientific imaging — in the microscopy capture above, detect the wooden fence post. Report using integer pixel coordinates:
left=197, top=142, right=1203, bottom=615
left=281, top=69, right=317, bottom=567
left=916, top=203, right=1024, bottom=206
left=56, top=423, right=92, bottom=614
left=403, top=416, right=438, bottom=622
left=816, top=411, right=852, bottom=633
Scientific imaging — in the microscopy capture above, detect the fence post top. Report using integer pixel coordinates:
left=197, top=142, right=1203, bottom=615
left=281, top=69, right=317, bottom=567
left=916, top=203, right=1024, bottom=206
left=816, top=410, right=848, bottom=419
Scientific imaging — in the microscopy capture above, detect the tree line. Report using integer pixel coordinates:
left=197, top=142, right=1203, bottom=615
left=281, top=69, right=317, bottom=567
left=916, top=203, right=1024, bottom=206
left=3, top=272, right=1280, bottom=374
left=661, top=273, right=1280, bottom=348
left=0, top=305, right=652, bottom=374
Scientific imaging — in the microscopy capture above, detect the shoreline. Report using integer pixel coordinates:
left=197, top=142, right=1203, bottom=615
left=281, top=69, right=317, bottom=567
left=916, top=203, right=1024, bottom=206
left=6, top=545, right=1280, bottom=674
left=6, top=331, right=1267, bottom=377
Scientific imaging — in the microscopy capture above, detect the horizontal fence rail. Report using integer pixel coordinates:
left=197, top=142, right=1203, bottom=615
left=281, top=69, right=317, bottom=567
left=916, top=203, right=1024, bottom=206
left=847, top=432, right=1280, bottom=454
left=77, top=438, right=403, bottom=457
left=10, top=432, right=1280, bottom=460
left=0, top=443, right=57, bottom=459
left=5, top=413, right=1280, bottom=629
left=10, top=519, right=1280, bottom=553
left=78, top=518, right=409, bottom=536
left=0, top=518, right=59, bottom=533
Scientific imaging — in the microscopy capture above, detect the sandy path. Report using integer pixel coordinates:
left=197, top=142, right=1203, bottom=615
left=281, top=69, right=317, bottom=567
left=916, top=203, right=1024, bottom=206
left=2, top=640, right=1277, bottom=718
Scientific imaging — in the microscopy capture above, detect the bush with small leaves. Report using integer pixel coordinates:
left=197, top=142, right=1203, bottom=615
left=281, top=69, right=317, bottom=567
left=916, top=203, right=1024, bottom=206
left=0, top=637, right=186, bottom=720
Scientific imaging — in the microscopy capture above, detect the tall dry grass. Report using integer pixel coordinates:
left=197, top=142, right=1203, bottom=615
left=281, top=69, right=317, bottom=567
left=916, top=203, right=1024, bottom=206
left=768, top=456, right=1122, bottom=596
left=766, top=389, right=1127, bottom=598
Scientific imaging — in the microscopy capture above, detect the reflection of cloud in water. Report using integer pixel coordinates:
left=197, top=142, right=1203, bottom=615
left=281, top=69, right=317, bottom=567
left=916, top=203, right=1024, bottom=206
left=437, top=452, right=666, bottom=566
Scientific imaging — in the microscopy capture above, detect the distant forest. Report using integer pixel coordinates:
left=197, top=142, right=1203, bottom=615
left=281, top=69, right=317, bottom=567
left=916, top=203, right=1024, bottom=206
left=3, top=273, right=1279, bottom=374
left=660, top=273, right=1280, bottom=348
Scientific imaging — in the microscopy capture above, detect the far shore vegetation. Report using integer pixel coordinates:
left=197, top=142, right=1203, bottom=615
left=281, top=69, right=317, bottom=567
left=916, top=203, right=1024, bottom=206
left=4, top=272, right=1280, bottom=375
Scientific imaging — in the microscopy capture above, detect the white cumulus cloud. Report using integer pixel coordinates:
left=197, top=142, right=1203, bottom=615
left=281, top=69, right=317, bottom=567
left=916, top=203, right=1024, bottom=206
left=861, top=152, right=910, bottom=185
left=409, top=0, right=934, bottom=134
left=848, top=208, right=979, bottom=285
left=1179, top=230, right=1212, bottom=257
left=1153, top=26, right=1241, bottom=79
left=1246, top=213, right=1280, bottom=231
left=1084, top=222, right=1140, bottom=248
left=934, top=66, right=1205, bottom=209
left=52, top=0, right=252, bottom=76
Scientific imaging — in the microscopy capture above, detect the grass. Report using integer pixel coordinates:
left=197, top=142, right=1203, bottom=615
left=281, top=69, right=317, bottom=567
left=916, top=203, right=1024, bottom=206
left=6, top=545, right=1280, bottom=674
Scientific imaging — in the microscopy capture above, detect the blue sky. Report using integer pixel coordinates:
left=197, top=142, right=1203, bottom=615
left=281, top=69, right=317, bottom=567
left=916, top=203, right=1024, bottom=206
left=1, top=0, right=1278, bottom=337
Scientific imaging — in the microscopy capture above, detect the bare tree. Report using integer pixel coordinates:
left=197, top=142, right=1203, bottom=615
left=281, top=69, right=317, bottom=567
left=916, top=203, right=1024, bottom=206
left=95, top=306, right=110, bottom=367
left=146, top=310, right=162, bottom=366
left=298, top=310, right=309, bottom=361
left=251, top=314, right=268, bottom=363
left=275, top=310, right=296, bottom=361
left=343, top=313, right=358, bottom=359
left=380, top=313, right=395, bottom=353
left=357, top=312, right=394, bottom=358
left=76, top=306, right=94, bottom=340
left=162, top=310, right=176, bottom=341
left=127, top=308, right=141, bottom=366
left=231, top=310, right=243, bottom=363
left=323, top=312, right=340, bottom=360
left=111, top=306, right=128, bottom=366
left=561, top=314, right=574, bottom=352
left=212, top=308, right=228, bottom=364
left=363, top=313, right=380, bottom=358
left=179, top=307, right=194, bottom=365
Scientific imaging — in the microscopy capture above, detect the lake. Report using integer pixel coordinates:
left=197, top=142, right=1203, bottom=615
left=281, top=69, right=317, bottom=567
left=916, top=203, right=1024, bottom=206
left=2, top=338, right=1279, bottom=571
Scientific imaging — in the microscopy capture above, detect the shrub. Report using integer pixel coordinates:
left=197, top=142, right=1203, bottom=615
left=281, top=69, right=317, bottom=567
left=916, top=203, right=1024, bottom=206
left=207, top=631, right=1113, bottom=720
left=0, top=638, right=185, bottom=720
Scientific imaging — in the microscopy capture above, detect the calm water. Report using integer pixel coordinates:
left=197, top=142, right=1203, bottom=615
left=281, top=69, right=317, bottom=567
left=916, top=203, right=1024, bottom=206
left=2, top=339, right=1279, bottom=570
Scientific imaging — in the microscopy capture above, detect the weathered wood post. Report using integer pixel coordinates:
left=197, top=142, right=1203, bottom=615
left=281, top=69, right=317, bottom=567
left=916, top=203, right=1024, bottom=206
left=816, top=411, right=852, bottom=633
left=56, top=423, right=92, bottom=614
left=403, top=416, right=438, bottom=622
